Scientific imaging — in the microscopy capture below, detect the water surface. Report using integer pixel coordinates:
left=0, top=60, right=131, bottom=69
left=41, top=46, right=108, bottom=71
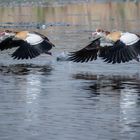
left=0, top=2, right=140, bottom=140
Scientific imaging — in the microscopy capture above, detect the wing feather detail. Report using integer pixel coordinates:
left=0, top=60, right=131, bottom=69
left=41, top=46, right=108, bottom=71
left=68, top=37, right=139, bottom=64
left=68, top=38, right=100, bottom=63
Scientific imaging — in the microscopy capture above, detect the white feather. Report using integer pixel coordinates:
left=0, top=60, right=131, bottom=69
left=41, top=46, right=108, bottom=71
left=120, top=32, right=139, bottom=45
left=26, top=33, right=44, bottom=45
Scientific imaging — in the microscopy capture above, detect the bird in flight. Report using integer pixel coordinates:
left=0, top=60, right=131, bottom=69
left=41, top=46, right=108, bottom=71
left=68, top=29, right=140, bottom=64
left=0, top=30, right=55, bottom=60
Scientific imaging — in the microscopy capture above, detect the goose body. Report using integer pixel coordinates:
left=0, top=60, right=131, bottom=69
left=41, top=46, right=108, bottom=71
left=68, top=29, right=140, bottom=64
left=25, top=33, right=43, bottom=45
left=120, top=32, right=139, bottom=45
left=0, top=30, right=55, bottom=60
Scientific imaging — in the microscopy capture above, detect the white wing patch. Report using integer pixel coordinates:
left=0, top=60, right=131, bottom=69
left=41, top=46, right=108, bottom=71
left=120, top=32, right=139, bottom=45
left=26, top=33, right=44, bottom=45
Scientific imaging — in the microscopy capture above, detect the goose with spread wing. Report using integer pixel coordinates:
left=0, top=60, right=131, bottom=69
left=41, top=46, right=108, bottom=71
left=68, top=29, right=140, bottom=64
left=0, top=30, right=55, bottom=60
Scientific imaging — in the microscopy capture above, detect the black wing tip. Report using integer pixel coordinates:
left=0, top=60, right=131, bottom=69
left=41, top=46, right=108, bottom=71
left=11, top=42, right=41, bottom=60
left=68, top=51, right=97, bottom=63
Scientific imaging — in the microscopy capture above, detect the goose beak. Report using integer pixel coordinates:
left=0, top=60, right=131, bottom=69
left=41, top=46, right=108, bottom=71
left=0, top=32, right=5, bottom=37
left=92, top=32, right=97, bottom=37
left=89, top=32, right=97, bottom=39
left=91, top=32, right=98, bottom=39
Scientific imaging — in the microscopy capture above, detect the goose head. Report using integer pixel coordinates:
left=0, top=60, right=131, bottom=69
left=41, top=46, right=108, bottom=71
left=92, top=29, right=110, bottom=38
left=0, top=30, right=16, bottom=37
left=92, top=29, right=122, bottom=42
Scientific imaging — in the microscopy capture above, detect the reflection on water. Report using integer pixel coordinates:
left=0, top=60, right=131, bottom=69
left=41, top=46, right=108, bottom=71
left=0, top=63, right=140, bottom=140
left=0, top=63, right=53, bottom=139
left=73, top=73, right=140, bottom=95
left=72, top=72, right=140, bottom=140
left=0, top=64, right=52, bottom=75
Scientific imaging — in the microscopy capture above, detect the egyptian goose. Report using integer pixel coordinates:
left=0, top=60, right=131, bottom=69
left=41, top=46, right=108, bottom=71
left=68, top=29, right=140, bottom=64
left=0, top=30, right=55, bottom=60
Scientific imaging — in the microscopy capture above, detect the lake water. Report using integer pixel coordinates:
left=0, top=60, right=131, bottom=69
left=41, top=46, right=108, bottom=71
left=0, top=1, right=140, bottom=140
